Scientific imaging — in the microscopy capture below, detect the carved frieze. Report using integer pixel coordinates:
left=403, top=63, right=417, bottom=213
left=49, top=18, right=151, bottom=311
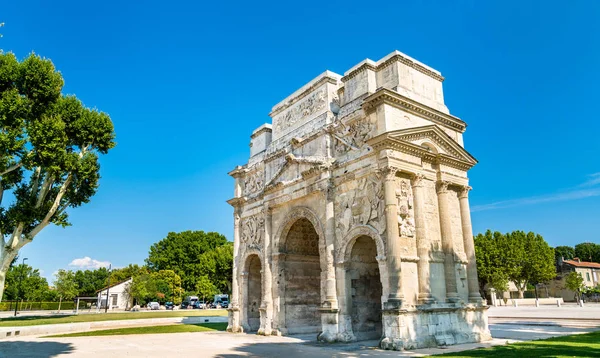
left=335, top=174, right=385, bottom=242
left=240, top=213, right=264, bottom=251
left=396, top=178, right=415, bottom=238
left=274, top=90, right=327, bottom=134
left=243, top=167, right=264, bottom=196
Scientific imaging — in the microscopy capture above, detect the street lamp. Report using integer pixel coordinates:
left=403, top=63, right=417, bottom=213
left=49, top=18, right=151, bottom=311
left=14, top=257, right=28, bottom=317
left=105, top=264, right=112, bottom=313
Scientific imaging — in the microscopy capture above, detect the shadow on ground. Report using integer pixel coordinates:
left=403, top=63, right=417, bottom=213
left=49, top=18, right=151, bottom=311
left=0, top=341, right=75, bottom=358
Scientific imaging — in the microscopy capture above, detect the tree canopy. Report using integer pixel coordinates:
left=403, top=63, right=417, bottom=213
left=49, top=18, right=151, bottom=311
left=145, top=231, right=229, bottom=291
left=475, top=230, right=555, bottom=298
left=0, top=52, right=116, bottom=301
left=574, top=242, right=600, bottom=263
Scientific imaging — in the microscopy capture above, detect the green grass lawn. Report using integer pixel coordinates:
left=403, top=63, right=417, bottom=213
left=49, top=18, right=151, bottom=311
left=436, top=330, right=600, bottom=357
left=45, top=322, right=227, bottom=337
left=0, top=309, right=227, bottom=327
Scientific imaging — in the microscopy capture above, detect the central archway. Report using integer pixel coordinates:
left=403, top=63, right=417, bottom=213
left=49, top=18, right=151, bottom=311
left=349, top=235, right=383, bottom=340
left=282, top=217, right=322, bottom=334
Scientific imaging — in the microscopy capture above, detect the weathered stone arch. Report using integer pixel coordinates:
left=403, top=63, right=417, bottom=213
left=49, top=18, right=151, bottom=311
left=241, top=252, right=262, bottom=332
left=275, top=206, right=325, bottom=254
left=339, top=225, right=386, bottom=264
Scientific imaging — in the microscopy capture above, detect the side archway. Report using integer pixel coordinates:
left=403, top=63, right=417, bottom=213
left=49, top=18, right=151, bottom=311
left=337, top=225, right=387, bottom=341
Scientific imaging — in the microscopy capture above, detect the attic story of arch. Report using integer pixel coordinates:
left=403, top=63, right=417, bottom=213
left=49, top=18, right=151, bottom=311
left=226, top=50, right=491, bottom=350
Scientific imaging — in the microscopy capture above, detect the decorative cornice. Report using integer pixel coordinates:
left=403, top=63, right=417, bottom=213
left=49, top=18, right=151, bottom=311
left=228, top=166, right=246, bottom=178
left=227, top=197, right=247, bottom=208
left=378, top=53, right=445, bottom=82
left=369, top=137, right=474, bottom=171
left=362, top=88, right=466, bottom=132
left=341, top=61, right=377, bottom=82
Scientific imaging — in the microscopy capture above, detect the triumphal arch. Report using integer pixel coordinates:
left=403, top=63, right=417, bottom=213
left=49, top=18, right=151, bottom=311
left=227, top=51, right=491, bottom=350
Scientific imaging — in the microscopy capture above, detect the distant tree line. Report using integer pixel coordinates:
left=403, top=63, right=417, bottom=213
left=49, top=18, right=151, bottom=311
left=4, top=231, right=232, bottom=307
left=554, top=242, right=600, bottom=264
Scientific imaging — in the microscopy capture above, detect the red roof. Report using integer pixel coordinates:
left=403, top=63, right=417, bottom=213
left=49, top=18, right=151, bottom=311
left=564, top=259, right=600, bottom=269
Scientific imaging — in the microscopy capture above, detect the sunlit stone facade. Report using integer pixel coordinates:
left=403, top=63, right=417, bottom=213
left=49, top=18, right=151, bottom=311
left=226, top=51, right=491, bottom=350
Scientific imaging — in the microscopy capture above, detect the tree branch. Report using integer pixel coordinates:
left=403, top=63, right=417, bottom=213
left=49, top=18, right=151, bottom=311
left=0, top=162, right=22, bottom=177
left=30, top=167, right=42, bottom=202
left=27, top=174, right=72, bottom=239
left=35, top=173, right=54, bottom=208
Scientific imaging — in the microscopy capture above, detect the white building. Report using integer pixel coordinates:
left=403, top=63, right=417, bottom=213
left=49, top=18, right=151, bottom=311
left=97, top=277, right=133, bottom=310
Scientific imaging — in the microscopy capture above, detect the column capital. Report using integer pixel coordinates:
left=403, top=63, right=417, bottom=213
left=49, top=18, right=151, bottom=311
left=436, top=180, right=451, bottom=194
left=458, top=185, right=472, bottom=199
left=380, top=166, right=399, bottom=181
left=411, top=173, right=426, bottom=188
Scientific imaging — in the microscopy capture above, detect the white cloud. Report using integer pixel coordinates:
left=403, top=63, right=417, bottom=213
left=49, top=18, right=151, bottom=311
left=580, top=172, right=600, bottom=187
left=472, top=173, right=600, bottom=212
left=68, top=256, right=111, bottom=270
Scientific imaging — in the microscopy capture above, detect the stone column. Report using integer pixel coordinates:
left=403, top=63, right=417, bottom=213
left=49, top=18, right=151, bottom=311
left=412, top=174, right=434, bottom=304
left=317, top=180, right=339, bottom=343
left=459, top=186, right=483, bottom=303
left=324, top=181, right=338, bottom=309
left=436, top=181, right=460, bottom=303
left=227, top=209, right=242, bottom=332
left=383, top=167, right=404, bottom=306
left=259, top=207, right=274, bottom=335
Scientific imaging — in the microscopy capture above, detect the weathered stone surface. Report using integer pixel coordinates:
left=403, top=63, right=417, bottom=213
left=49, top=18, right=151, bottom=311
left=227, top=50, right=490, bottom=349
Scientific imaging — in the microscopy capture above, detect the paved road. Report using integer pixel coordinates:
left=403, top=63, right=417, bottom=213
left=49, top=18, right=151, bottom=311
left=0, top=323, right=597, bottom=358
left=1, top=306, right=599, bottom=357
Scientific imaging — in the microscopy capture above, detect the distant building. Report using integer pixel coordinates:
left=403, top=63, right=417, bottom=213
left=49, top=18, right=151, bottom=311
left=549, top=258, right=600, bottom=301
left=96, top=277, right=133, bottom=310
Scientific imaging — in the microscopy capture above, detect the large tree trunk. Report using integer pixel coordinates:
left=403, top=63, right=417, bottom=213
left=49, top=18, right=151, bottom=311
left=518, top=289, right=524, bottom=299
left=0, top=249, right=19, bottom=302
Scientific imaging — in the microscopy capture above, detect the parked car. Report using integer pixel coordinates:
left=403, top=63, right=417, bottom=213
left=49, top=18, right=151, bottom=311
left=180, top=301, right=190, bottom=309
left=148, top=302, right=160, bottom=310
left=165, top=302, right=174, bottom=310
left=192, top=301, right=206, bottom=309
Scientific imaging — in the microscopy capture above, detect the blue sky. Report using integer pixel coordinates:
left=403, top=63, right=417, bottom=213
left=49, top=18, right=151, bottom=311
left=2, top=1, right=599, bottom=281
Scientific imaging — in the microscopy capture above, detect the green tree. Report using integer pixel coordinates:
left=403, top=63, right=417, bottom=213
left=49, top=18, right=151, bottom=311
left=565, top=271, right=585, bottom=301
left=3, top=263, right=51, bottom=301
left=145, top=231, right=228, bottom=291
left=152, top=269, right=184, bottom=303
left=199, top=243, right=233, bottom=294
left=74, top=268, right=109, bottom=297
left=196, top=275, right=218, bottom=301
left=127, top=274, right=151, bottom=306
left=474, top=230, right=513, bottom=296
left=108, top=264, right=148, bottom=286
left=554, top=245, right=575, bottom=266
left=507, top=231, right=555, bottom=298
left=574, top=242, right=600, bottom=263
left=54, top=269, right=78, bottom=312
left=0, top=52, right=116, bottom=301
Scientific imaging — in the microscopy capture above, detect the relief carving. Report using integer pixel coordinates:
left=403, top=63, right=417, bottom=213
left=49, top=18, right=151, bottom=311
left=274, top=90, right=327, bottom=133
left=243, top=169, right=264, bottom=196
left=396, top=178, right=415, bottom=238
left=335, top=174, right=385, bottom=242
left=240, top=214, right=264, bottom=251
left=333, top=117, right=375, bottom=155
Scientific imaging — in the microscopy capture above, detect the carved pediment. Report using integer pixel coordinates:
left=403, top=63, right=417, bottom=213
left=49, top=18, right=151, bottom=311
left=265, top=154, right=332, bottom=192
left=368, top=125, right=477, bottom=169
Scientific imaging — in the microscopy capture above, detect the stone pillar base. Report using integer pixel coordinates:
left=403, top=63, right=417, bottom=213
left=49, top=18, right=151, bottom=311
left=257, top=305, right=272, bottom=336
left=227, top=306, right=243, bottom=333
left=317, top=308, right=339, bottom=343
left=380, top=304, right=491, bottom=350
